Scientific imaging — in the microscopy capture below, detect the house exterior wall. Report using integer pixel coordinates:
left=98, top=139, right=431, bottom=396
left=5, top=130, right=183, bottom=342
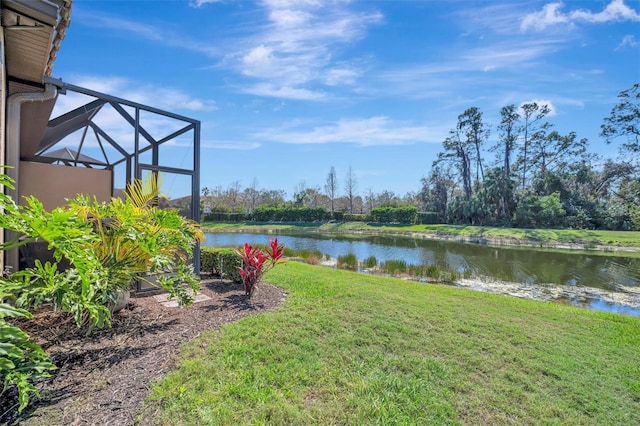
left=19, top=161, right=112, bottom=210
left=1, top=27, right=5, bottom=271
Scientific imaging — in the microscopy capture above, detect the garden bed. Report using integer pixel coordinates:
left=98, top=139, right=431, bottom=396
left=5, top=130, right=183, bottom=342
left=1, top=276, right=286, bottom=426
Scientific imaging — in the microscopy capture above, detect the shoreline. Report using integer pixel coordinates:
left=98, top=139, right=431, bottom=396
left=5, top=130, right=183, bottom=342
left=201, top=223, right=640, bottom=255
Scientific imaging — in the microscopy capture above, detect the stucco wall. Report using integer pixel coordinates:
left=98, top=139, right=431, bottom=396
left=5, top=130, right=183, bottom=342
left=19, top=161, right=112, bottom=210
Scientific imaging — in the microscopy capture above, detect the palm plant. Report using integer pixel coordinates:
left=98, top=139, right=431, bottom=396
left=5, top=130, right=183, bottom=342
left=67, top=174, right=204, bottom=306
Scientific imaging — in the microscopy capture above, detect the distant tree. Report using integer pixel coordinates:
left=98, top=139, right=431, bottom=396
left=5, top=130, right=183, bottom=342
left=365, top=187, right=375, bottom=213
left=518, top=102, right=550, bottom=191
left=325, top=166, right=338, bottom=217
left=439, top=128, right=472, bottom=201
left=601, top=83, right=640, bottom=155
left=529, top=131, right=588, bottom=195
left=376, top=190, right=400, bottom=206
left=293, top=180, right=309, bottom=207
left=344, top=166, right=358, bottom=214
left=495, top=104, right=520, bottom=218
left=244, top=177, right=260, bottom=214
left=458, top=107, right=489, bottom=184
left=294, top=181, right=324, bottom=208
left=226, top=181, right=243, bottom=212
left=259, top=189, right=286, bottom=207
left=419, top=164, right=454, bottom=220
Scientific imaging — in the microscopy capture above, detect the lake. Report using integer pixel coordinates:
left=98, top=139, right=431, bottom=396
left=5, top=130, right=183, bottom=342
left=204, top=231, right=640, bottom=316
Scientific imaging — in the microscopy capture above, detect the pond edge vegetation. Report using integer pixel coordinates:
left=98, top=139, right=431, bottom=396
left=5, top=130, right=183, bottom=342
left=201, top=221, right=640, bottom=254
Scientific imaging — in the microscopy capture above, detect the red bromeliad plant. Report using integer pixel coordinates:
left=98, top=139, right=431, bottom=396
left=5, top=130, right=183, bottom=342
left=236, top=238, right=285, bottom=296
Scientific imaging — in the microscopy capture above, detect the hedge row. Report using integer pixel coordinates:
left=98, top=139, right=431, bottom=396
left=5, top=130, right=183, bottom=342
left=370, top=206, right=419, bottom=224
left=200, top=247, right=242, bottom=283
left=202, top=206, right=442, bottom=225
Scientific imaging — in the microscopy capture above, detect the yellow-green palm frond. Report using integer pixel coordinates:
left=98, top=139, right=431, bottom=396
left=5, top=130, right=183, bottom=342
left=125, top=174, right=166, bottom=209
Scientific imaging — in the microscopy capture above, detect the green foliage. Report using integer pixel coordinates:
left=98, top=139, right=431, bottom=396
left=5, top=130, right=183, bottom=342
left=343, top=213, right=368, bottom=222
left=513, top=192, right=566, bottom=228
left=370, top=205, right=418, bottom=224
left=363, top=256, right=378, bottom=268
left=381, top=259, right=408, bottom=276
left=203, top=212, right=248, bottom=222
left=337, top=252, right=358, bottom=270
left=0, top=302, right=56, bottom=412
left=0, top=194, right=110, bottom=329
left=67, top=179, right=205, bottom=306
left=601, top=83, right=640, bottom=154
left=418, top=211, right=440, bottom=224
left=0, top=171, right=205, bottom=411
left=407, top=263, right=441, bottom=280
left=201, top=247, right=242, bottom=283
left=252, top=206, right=327, bottom=222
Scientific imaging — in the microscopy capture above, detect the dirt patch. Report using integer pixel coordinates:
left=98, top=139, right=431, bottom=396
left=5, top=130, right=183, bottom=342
left=1, top=276, right=287, bottom=426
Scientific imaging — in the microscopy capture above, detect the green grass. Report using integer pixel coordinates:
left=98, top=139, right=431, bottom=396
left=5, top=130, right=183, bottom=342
left=200, top=222, right=640, bottom=253
left=145, top=262, right=640, bottom=425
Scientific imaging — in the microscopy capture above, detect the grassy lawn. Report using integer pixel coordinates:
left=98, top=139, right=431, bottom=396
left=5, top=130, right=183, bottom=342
left=201, top=221, right=640, bottom=250
left=145, top=262, right=640, bottom=425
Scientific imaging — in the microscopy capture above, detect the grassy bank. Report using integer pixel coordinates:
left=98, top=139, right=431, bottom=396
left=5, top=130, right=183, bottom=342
left=201, top=221, right=640, bottom=251
left=145, top=262, right=640, bottom=425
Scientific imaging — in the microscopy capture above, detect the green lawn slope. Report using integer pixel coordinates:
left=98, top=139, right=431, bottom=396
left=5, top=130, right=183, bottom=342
left=146, top=262, right=640, bottom=425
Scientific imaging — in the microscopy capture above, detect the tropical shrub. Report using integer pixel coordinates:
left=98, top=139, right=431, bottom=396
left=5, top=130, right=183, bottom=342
left=0, top=172, right=204, bottom=410
left=236, top=239, right=285, bottom=296
left=66, top=176, right=205, bottom=306
left=201, top=247, right=242, bottom=283
left=0, top=302, right=57, bottom=412
left=0, top=172, right=108, bottom=410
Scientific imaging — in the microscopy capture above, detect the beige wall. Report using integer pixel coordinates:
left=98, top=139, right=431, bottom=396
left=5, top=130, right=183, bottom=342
left=19, top=161, right=112, bottom=210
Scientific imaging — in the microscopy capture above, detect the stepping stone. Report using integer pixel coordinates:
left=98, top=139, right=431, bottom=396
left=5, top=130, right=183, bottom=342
left=153, top=292, right=212, bottom=308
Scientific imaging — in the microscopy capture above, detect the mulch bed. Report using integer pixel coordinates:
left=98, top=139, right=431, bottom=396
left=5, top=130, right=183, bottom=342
left=1, top=276, right=287, bottom=426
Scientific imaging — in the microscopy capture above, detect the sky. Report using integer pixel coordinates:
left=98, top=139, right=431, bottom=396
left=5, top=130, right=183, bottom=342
left=50, top=0, right=640, bottom=200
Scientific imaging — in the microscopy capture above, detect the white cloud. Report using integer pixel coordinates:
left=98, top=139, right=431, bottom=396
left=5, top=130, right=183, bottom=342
left=324, top=67, right=360, bottom=86
left=190, top=0, right=224, bottom=7
left=77, top=9, right=219, bottom=57
left=242, top=45, right=277, bottom=77
left=49, top=75, right=216, bottom=156
left=241, top=83, right=326, bottom=101
left=521, top=3, right=569, bottom=31
left=269, top=8, right=312, bottom=27
left=226, top=1, right=382, bottom=99
left=616, top=34, right=639, bottom=50
left=521, top=0, right=640, bottom=31
left=255, top=116, right=444, bottom=146
left=64, top=75, right=217, bottom=112
left=570, top=0, right=640, bottom=23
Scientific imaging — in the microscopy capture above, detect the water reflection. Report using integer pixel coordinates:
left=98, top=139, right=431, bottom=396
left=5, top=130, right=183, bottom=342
left=204, top=231, right=640, bottom=315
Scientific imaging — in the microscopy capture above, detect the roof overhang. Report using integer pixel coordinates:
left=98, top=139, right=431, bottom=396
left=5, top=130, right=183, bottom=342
left=2, top=0, right=71, bottom=84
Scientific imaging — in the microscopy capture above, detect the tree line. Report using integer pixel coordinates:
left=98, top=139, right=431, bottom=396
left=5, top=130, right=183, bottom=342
left=201, top=84, right=639, bottom=230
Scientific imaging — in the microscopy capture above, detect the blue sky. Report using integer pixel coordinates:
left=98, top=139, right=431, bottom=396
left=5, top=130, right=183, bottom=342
left=51, top=0, right=639, bottom=200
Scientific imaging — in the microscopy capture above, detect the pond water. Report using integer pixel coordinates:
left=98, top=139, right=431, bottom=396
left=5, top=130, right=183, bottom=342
left=204, top=231, right=640, bottom=316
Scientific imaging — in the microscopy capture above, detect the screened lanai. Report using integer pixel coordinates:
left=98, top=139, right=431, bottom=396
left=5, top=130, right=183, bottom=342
left=24, top=77, right=201, bottom=216
left=1, top=0, right=202, bottom=273
left=14, top=77, right=202, bottom=273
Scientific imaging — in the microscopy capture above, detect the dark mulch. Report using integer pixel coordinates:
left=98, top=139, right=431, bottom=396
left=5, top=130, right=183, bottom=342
left=1, top=276, right=287, bottom=426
